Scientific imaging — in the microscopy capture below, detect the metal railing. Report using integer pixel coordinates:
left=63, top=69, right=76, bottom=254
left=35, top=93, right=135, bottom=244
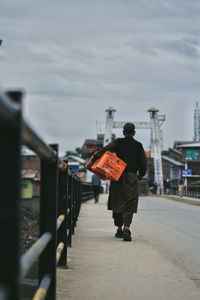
left=168, top=187, right=200, bottom=198
left=0, top=90, right=94, bottom=300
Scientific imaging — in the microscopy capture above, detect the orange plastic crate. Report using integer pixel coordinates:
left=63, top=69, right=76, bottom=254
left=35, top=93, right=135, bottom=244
left=86, top=156, right=107, bottom=180
left=96, top=151, right=127, bottom=181
left=86, top=151, right=127, bottom=181
left=90, top=158, right=107, bottom=180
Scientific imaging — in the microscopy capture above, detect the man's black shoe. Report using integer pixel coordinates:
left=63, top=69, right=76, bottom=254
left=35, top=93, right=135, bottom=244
left=115, top=228, right=123, bottom=238
left=123, top=229, right=132, bottom=241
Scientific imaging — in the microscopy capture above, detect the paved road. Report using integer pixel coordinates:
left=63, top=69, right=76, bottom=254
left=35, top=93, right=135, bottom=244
left=57, top=195, right=200, bottom=300
left=136, top=196, right=200, bottom=285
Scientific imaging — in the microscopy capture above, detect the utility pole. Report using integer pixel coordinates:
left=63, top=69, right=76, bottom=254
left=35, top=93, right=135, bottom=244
left=194, top=102, right=200, bottom=142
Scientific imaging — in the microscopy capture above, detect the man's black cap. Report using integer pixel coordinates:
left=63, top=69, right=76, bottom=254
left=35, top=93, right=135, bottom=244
left=123, top=122, right=135, bottom=135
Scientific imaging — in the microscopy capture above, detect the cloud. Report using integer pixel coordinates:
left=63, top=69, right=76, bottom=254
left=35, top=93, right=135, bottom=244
left=1, top=0, right=200, bottom=153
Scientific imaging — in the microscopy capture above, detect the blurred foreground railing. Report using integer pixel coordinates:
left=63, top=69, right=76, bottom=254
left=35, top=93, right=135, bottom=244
left=0, top=90, right=94, bottom=300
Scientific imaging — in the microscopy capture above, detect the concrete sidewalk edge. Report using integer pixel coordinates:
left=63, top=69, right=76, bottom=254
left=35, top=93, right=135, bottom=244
left=162, top=195, right=200, bottom=206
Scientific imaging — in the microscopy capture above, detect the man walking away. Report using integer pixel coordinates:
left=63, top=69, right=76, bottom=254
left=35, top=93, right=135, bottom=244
left=92, top=123, right=147, bottom=241
left=91, top=174, right=101, bottom=203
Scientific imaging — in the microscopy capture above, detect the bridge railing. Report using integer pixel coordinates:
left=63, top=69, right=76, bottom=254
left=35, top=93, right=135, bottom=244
left=169, top=187, right=200, bottom=198
left=0, top=90, right=94, bottom=300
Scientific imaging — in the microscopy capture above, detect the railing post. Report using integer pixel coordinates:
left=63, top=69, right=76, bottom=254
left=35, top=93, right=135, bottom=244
left=57, top=170, right=68, bottom=268
left=67, top=173, right=72, bottom=247
left=0, top=92, right=23, bottom=300
left=74, top=180, right=78, bottom=227
left=71, top=176, right=75, bottom=235
left=39, top=144, right=58, bottom=300
left=75, top=180, right=81, bottom=226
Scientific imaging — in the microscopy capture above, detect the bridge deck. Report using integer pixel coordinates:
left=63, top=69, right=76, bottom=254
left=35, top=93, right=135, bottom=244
left=57, top=195, right=200, bottom=300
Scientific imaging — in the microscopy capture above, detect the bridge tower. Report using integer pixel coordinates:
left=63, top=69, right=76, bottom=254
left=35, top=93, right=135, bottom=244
left=194, top=102, right=200, bottom=142
left=148, top=107, right=165, bottom=195
left=101, top=106, right=165, bottom=194
left=103, top=107, right=116, bottom=146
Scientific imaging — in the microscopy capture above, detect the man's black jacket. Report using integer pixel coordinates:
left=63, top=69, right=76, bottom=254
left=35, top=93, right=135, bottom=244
left=94, top=136, right=147, bottom=179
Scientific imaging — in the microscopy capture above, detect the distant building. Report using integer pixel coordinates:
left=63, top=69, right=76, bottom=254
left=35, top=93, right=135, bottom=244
left=175, top=142, right=200, bottom=187
left=21, top=147, right=40, bottom=199
left=162, top=152, right=184, bottom=187
left=173, top=141, right=196, bottom=148
left=62, top=154, right=87, bottom=182
left=81, top=139, right=103, bottom=158
left=81, top=134, right=116, bottom=159
left=21, top=169, right=40, bottom=199
left=146, top=148, right=184, bottom=190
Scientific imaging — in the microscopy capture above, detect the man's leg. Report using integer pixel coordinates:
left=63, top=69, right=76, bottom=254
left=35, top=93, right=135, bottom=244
left=123, top=211, right=133, bottom=241
left=112, top=212, right=124, bottom=238
left=93, top=186, right=98, bottom=203
left=113, top=212, right=123, bottom=227
left=123, top=211, right=133, bottom=228
left=96, top=186, right=100, bottom=202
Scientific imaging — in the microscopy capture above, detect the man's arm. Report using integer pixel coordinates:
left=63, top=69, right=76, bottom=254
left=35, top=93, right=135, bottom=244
left=93, top=139, right=119, bottom=160
left=86, top=139, right=119, bottom=169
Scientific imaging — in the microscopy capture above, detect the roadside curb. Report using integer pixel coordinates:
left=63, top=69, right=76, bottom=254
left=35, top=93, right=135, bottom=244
left=162, top=195, right=200, bottom=206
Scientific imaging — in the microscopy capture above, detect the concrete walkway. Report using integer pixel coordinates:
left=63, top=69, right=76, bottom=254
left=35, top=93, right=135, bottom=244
left=57, top=195, right=200, bottom=300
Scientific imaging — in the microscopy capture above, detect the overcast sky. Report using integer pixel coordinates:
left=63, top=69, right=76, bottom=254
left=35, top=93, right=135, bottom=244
left=1, top=0, right=200, bottom=154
